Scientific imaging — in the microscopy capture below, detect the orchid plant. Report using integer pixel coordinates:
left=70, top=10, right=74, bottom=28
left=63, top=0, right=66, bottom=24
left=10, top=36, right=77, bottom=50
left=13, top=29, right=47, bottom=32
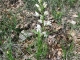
left=34, top=0, right=50, bottom=38
left=33, top=0, right=51, bottom=59
left=35, top=0, right=51, bottom=30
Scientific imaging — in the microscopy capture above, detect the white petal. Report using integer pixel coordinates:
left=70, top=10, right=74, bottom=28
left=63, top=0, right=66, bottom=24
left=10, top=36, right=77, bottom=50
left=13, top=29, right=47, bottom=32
left=42, top=31, right=47, bottom=37
left=38, top=19, right=42, bottom=23
left=40, top=15, right=43, bottom=20
left=44, top=11, right=49, bottom=16
left=43, top=2, right=47, bottom=8
left=34, top=11, right=40, bottom=17
left=44, top=21, right=52, bottom=26
left=35, top=4, right=39, bottom=8
left=35, top=4, right=41, bottom=11
left=36, top=24, right=41, bottom=32
left=38, top=0, right=42, bottom=3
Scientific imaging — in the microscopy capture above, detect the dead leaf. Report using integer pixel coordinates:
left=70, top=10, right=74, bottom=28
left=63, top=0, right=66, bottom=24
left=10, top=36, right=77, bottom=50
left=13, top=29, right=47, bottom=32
left=72, top=14, right=78, bottom=18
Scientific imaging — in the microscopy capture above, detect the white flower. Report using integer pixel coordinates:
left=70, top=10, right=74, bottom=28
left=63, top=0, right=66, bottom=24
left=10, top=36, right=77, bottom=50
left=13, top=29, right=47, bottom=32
left=70, top=20, right=76, bottom=25
left=34, top=11, right=40, bottom=17
left=40, top=15, right=43, bottom=20
left=35, top=4, right=40, bottom=8
left=44, top=11, right=49, bottom=16
left=43, top=2, right=47, bottom=8
left=42, top=31, right=47, bottom=37
left=38, top=0, right=42, bottom=3
left=36, top=24, right=41, bottom=32
left=44, top=21, right=52, bottom=26
left=35, top=4, right=41, bottom=11
left=7, top=51, right=9, bottom=54
left=38, top=19, right=42, bottom=23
